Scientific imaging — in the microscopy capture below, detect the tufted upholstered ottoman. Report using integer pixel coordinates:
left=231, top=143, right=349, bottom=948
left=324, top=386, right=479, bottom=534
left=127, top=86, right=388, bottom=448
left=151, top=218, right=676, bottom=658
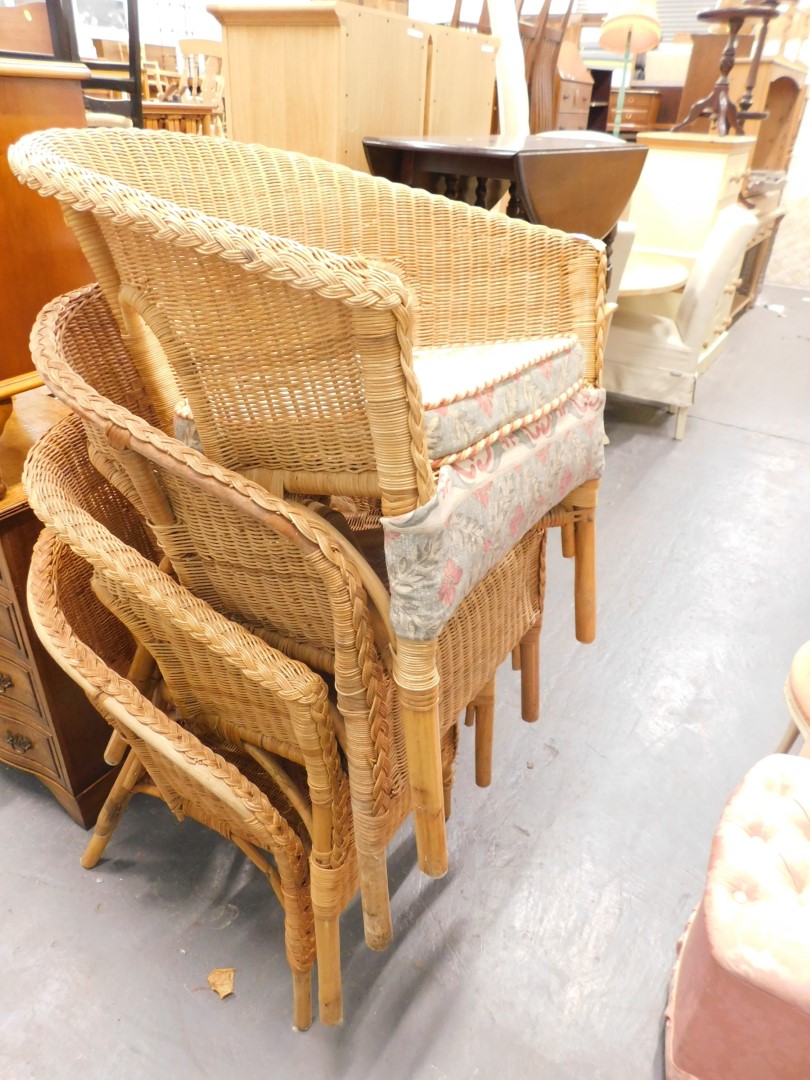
left=666, top=755, right=810, bottom=1079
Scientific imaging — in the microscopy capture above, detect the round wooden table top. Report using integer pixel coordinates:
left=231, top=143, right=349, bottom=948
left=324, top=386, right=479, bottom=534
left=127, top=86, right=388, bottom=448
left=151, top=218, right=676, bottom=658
left=618, top=251, right=691, bottom=297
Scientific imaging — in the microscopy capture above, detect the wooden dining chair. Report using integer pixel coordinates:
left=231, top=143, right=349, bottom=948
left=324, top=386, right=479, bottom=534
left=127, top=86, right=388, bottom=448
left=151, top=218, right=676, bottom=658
left=25, top=413, right=357, bottom=1027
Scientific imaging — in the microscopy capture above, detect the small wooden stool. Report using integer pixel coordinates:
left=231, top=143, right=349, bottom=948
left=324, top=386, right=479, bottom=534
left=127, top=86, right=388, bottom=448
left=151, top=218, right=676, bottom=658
left=666, top=754, right=810, bottom=1080
left=777, top=640, right=810, bottom=754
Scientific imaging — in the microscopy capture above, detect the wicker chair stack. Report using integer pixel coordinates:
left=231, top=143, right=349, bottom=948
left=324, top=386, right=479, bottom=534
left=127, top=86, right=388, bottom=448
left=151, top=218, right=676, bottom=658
left=11, top=128, right=608, bottom=1028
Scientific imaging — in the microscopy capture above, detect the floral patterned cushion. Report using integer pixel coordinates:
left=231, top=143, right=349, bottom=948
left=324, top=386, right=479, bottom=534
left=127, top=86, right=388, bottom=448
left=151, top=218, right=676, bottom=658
left=414, top=336, right=584, bottom=465
left=383, top=386, right=605, bottom=641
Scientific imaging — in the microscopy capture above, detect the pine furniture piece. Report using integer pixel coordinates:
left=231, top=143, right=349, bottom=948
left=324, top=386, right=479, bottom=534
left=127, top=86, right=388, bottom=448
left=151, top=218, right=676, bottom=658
left=25, top=411, right=358, bottom=1028
left=666, top=754, right=810, bottom=1080
left=141, top=100, right=215, bottom=135
left=0, top=56, right=94, bottom=496
left=208, top=1, right=500, bottom=171
left=554, top=40, right=593, bottom=131
left=0, top=387, right=120, bottom=827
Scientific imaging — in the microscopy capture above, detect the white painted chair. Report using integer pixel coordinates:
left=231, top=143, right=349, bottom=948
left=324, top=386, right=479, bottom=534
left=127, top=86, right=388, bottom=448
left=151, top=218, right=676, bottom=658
left=603, top=204, right=758, bottom=439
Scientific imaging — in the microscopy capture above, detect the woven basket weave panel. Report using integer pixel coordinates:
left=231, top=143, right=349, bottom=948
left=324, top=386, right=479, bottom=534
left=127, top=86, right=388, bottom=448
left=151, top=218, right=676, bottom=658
left=54, top=285, right=162, bottom=429
left=105, top=230, right=378, bottom=476
left=28, top=423, right=354, bottom=898
left=48, top=533, right=136, bottom=678
left=30, top=530, right=316, bottom=974
left=151, top=472, right=338, bottom=658
left=95, top=565, right=310, bottom=768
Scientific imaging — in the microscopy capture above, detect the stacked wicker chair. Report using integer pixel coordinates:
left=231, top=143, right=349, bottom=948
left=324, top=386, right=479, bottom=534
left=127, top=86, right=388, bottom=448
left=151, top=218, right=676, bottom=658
left=29, top=284, right=551, bottom=954
left=25, top=413, right=359, bottom=1028
left=12, top=127, right=606, bottom=879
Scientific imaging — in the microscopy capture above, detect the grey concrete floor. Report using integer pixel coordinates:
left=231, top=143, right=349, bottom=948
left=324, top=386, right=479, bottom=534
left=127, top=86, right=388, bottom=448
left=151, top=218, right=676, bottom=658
left=2, top=285, right=809, bottom=1080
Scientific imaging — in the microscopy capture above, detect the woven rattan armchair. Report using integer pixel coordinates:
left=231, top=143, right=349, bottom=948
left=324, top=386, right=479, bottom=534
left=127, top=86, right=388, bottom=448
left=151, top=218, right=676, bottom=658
left=31, top=285, right=550, bottom=948
left=25, top=414, right=360, bottom=1026
left=13, top=130, right=607, bottom=876
left=27, top=526, right=318, bottom=1031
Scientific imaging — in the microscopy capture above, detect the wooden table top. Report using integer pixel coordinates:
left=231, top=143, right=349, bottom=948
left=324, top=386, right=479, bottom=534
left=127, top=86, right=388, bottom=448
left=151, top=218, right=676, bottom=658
left=618, top=251, right=691, bottom=297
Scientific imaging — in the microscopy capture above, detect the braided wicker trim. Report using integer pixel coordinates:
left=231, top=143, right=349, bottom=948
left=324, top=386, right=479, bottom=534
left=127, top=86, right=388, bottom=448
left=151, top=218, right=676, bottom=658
left=429, top=377, right=586, bottom=470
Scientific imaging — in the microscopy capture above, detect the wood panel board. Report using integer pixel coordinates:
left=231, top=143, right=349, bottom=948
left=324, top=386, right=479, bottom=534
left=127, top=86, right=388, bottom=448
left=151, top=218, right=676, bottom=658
left=341, top=3, right=427, bottom=170
left=425, top=24, right=497, bottom=138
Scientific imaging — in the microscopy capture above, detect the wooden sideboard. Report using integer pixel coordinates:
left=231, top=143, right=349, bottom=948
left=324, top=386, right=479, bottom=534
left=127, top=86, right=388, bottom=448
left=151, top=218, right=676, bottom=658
left=0, top=389, right=119, bottom=827
left=208, top=1, right=499, bottom=172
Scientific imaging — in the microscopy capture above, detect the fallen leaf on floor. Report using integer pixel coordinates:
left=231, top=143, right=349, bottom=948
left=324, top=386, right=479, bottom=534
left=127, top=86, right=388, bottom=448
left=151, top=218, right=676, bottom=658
left=208, top=968, right=235, bottom=999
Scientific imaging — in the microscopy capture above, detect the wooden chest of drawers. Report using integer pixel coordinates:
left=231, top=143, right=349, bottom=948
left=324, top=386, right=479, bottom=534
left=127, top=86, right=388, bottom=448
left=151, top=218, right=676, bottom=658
left=608, top=88, right=660, bottom=136
left=556, top=78, right=592, bottom=130
left=0, top=390, right=119, bottom=827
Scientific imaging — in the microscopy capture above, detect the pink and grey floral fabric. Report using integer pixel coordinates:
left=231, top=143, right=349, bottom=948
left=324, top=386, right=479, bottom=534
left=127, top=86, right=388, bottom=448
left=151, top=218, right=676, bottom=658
left=172, top=336, right=605, bottom=644
left=383, top=386, right=605, bottom=641
left=414, top=336, right=584, bottom=463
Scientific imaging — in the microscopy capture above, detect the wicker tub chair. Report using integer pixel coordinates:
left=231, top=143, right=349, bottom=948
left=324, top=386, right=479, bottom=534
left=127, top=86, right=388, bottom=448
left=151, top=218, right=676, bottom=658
left=14, top=130, right=606, bottom=875
left=31, top=285, right=549, bottom=945
left=27, top=527, right=318, bottom=1030
left=25, top=414, right=359, bottom=1027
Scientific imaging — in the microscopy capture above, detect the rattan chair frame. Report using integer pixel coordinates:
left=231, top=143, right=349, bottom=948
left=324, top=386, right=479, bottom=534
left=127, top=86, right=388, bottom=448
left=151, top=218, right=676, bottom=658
left=29, top=285, right=549, bottom=941
left=12, top=130, right=603, bottom=874
left=27, top=527, right=318, bottom=1030
left=25, top=414, right=360, bottom=1026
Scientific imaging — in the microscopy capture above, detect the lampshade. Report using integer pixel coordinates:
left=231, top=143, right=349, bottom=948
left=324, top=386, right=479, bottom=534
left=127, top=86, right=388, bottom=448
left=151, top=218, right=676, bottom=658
left=599, top=0, right=662, bottom=55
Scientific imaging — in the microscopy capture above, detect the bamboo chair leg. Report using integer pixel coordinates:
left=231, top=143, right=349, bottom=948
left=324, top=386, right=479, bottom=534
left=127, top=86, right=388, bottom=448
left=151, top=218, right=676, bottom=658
left=105, top=644, right=159, bottom=765
left=81, top=752, right=144, bottom=869
left=474, top=677, right=496, bottom=788
left=561, top=519, right=576, bottom=558
left=292, top=968, right=313, bottom=1031
left=314, top=915, right=343, bottom=1026
left=394, top=638, right=447, bottom=878
left=443, top=774, right=452, bottom=820
left=570, top=480, right=599, bottom=644
left=519, top=621, right=541, bottom=723
left=357, top=848, right=392, bottom=951
left=103, top=731, right=128, bottom=766
left=464, top=702, right=475, bottom=727
left=511, top=646, right=522, bottom=671
left=776, top=718, right=800, bottom=755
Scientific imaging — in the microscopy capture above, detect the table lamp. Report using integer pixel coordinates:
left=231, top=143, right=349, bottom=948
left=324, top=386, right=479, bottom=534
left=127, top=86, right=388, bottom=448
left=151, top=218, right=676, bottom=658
left=599, top=0, right=662, bottom=137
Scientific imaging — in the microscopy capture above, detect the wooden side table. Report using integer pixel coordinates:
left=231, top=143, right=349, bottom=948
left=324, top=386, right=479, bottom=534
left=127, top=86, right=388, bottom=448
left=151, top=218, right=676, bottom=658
left=0, top=389, right=120, bottom=827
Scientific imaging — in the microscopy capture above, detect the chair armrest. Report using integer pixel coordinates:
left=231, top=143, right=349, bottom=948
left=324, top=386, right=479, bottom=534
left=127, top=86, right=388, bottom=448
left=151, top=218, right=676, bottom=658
left=378, top=188, right=607, bottom=385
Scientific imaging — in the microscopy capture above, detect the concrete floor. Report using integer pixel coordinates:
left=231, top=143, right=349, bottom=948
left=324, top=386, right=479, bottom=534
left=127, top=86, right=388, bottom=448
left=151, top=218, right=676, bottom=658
left=2, top=285, right=809, bottom=1080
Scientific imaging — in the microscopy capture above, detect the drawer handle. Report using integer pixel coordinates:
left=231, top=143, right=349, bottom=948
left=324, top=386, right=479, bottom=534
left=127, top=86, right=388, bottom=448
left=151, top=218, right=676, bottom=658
left=0, top=673, right=13, bottom=693
left=6, top=730, right=33, bottom=755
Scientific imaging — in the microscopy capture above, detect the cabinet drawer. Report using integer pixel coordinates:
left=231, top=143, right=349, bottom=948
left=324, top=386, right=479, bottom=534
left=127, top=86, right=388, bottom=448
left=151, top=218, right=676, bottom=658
left=0, top=713, right=60, bottom=780
left=0, top=601, right=24, bottom=654
left=720, top=152, right=750, bottom=203
left=0, top=649, right=44, bottom=717
left=556, top=110, right=587, bottom=131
